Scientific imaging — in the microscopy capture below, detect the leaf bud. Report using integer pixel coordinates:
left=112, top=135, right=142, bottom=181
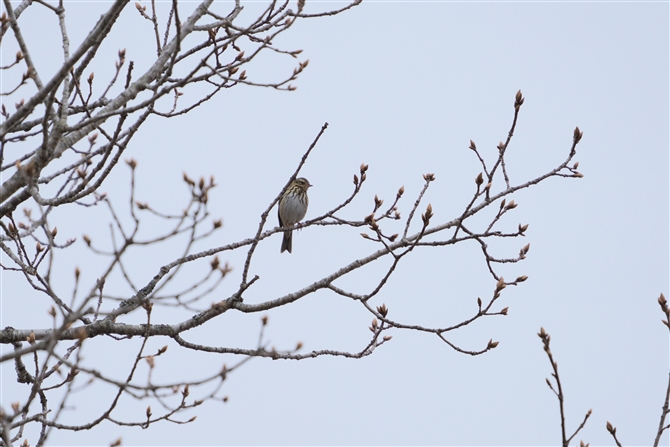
left=515, top=89, right=524, bottom=107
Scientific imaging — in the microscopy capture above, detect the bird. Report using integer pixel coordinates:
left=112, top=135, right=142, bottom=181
left=278, top=177, right=312, bottom=253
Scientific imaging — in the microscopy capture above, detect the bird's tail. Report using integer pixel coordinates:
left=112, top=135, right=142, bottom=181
left=281, top=230, right=292, bottom=253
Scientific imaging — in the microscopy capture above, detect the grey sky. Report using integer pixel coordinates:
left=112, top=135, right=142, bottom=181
left=1, top=1, right=668, bottom=445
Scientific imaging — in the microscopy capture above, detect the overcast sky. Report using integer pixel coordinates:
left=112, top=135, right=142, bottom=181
left=1, top=1, right=668, bottom=446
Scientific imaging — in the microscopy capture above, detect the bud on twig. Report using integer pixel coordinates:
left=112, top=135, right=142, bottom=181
left=496, top=277, right=506, bottom=292
left=374, top=195, right=383, bottom=210
left=422, top=203, right=433, bottom=225
left=573, top=126, right=583, bottom=144
left=475, top=172, right=483, bottom=186
left=469, top=140, right=476, bottom=150
left=183, top=172, right=195, bottom=186
left=515, top=89, right=524, bottom=108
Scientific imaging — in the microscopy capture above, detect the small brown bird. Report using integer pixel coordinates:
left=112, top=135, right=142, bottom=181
left=278, top=177, right=311, bottom=253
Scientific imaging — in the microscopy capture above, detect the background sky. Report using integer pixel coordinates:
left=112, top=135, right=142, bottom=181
left=1, top=1, right=668, bottom=446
